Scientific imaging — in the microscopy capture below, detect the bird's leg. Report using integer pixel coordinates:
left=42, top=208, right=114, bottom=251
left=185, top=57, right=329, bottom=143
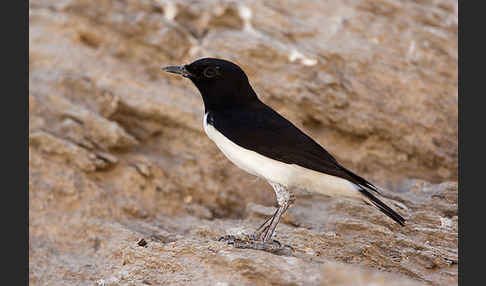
left=262, top=200, right=291, bottom=242
left=256, top=183, right=294, bottom=242
left=218, top=183, right=294, bottom=253
left=218, top=208, right=277, bottom=245
left=250, top=208, right=279, bottom=240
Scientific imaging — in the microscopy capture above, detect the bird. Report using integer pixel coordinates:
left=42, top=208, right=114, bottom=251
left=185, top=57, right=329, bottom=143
left=162, top=58, right=405, bottom=245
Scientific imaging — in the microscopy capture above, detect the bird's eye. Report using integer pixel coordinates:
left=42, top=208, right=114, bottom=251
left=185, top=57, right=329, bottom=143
left=203, top=67, right=218, bottom=78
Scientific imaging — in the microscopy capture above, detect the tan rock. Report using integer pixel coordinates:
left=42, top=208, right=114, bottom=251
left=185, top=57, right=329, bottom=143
left=29, top=0, right=457, bottom=285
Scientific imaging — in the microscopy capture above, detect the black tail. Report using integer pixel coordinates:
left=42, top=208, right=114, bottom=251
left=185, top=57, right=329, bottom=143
left=359, top=188, right=406, bottom=226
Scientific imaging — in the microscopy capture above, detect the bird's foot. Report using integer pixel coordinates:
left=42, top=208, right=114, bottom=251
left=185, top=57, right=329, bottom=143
left=218, top=234, right=293, bottom=254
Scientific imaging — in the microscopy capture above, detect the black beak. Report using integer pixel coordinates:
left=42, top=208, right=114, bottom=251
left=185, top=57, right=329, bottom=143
left=162, top=65, right=193, bottom=78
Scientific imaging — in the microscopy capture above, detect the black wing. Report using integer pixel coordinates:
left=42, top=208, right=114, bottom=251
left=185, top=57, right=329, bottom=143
left=209, top=101, right=379, bottom=194
left=209, top=101, right=405, bottom=226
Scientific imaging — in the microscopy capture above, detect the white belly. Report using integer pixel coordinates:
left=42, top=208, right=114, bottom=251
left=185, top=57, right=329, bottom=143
left=203, top=113, right=360, bottom=199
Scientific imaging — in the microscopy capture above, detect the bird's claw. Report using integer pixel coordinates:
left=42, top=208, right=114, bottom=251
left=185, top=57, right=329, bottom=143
left=218, top=233, right=293, bottom=254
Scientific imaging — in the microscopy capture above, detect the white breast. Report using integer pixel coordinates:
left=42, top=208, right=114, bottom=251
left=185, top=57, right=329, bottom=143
left=203, top=113, right=361, bottom=199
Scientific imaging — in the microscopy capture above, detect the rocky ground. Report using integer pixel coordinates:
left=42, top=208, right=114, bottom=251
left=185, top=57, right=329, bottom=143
left=29, top=0, right=458, bottom=285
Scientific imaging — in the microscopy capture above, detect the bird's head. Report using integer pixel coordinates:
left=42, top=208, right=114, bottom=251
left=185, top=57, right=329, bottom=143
left=163, top=58, right=258, bottom=111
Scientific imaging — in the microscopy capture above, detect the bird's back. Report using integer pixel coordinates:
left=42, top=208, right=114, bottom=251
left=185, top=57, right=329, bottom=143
left=207, top=100, right=366, bottom=186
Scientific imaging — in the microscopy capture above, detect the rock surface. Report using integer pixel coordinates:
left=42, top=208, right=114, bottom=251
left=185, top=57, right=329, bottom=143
left=29, top=0, right=458, bottom=285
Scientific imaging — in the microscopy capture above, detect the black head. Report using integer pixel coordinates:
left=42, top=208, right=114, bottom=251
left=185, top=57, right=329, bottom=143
left=163, top=58, right=258, bottom=111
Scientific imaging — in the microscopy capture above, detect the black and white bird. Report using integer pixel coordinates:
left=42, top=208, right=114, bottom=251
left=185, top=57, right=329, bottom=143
left=163, top=58, right=405, bottom=244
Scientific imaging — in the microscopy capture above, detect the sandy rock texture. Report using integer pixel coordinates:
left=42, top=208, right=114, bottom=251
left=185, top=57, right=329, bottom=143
left=29, top=0, right=458, bottom=285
